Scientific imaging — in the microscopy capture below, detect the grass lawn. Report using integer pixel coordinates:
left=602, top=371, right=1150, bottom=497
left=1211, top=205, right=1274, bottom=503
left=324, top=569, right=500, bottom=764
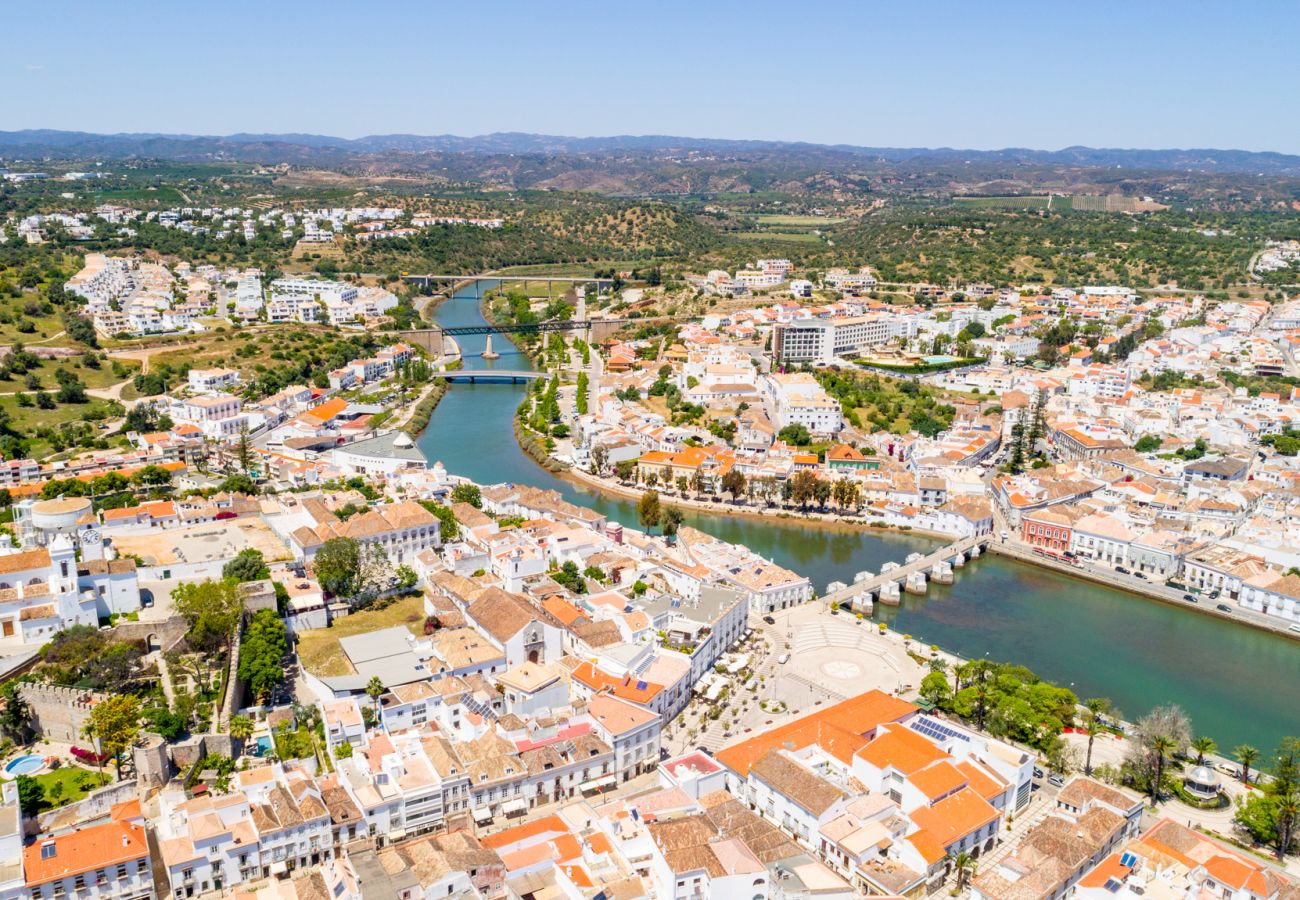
left=752, top=214, right=847, bottom=226
left=296, top=596, right=427, bottom=677
left=10, top=357, right=138, bottom=391
left=31, top=764, right=109, bottom=809
left=733, top=231, right=825, bottom=244
left=0, top=394, right=122, bottom=430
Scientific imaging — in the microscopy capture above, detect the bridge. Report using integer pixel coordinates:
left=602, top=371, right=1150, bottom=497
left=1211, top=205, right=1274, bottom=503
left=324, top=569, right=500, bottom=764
left=403, top=274, right=617, bottom=297
left=821, top=535, right=990, bottom=611
left=442, top=370, right=545, bottom=384
left=440, top=320, right=590, bottom=337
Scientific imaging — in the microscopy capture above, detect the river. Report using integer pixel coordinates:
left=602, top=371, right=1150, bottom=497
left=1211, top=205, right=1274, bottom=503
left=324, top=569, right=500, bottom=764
left=417, top=283, right=1300, bottom=752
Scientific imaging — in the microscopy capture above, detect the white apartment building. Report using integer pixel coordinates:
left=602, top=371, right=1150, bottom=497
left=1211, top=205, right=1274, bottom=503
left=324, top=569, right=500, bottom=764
left=774, top=316, right=890, bottom=364
left=735, top=269, right=784, bottom=289
left=763, top=372, right=843, bottom=436
left=187, top=368, right=240, bottom=393
left=824, top=267, right=877, bottom=292
left=269, top=278, right=357, bottom=305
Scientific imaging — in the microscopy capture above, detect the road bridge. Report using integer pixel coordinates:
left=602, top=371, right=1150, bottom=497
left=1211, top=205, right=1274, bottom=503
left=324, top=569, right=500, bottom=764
left=822, top=535, right=990, bottom=611
left=442, top=370, right=545, bottom=384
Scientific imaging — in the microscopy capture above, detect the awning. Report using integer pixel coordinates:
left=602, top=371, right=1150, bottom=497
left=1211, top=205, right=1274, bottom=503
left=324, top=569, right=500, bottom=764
left=269, top=861, right=288, bottom=876
left=502, top=798, right=528, bottom=815
left=472, top=807, right=493, bottom=823
left=580, top=774, right=618, bottom=793
left=387, top=828, right=407, bottom=842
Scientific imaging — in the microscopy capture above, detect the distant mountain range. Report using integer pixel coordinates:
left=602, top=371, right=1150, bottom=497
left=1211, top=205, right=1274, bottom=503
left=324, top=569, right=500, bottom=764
left=3, top=129, right=1300, bottom=176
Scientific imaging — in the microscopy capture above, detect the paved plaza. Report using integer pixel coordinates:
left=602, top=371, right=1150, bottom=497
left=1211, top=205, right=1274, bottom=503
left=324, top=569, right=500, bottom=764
left=664, top=601, right=925, bottom=755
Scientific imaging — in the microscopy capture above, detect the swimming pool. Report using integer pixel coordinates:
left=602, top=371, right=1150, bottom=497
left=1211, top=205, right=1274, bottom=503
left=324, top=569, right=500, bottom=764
left=5, top=754, right=45, bottom=776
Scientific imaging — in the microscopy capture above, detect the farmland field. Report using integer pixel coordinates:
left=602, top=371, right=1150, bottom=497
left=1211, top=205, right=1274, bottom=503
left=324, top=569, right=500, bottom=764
left=954, top=195, right=1072, bottom=209
left=752, top=214, right=847, bottom=226
left=733, top=231, right=825, bottom=243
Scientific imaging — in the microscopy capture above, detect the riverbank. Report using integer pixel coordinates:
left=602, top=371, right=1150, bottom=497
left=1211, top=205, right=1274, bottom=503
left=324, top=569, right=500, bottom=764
left=560, top=465, right=952, bottom=541
left=989, top=542, right=1300, bottom=643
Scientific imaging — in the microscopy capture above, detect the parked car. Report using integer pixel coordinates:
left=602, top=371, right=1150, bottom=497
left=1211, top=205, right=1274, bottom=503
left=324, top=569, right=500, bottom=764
left=1133, top=571, right=1147, bottom=580
left=1183, top=594, right=1198, bottom=604
left=1033, top=766, right=1045, bottom=779
left=1115, top=566, right=1130, bottom=575
left=1216, top=603, right=1232, bottom=613
left=762, top=615, right=776, bottom=625
left=1048, top=773, right=1065, bottom=787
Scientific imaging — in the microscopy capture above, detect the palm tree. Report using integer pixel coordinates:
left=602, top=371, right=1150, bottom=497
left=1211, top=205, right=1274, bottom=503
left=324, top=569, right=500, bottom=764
left=1234, top=744, right=1259, bottom=785
left=1191, top=736, right=1216, bottom=766
left=1150, top=735, right=1175, bottom=804
left=230, top=715, right=254, bottom=750
left=950, top=850, right=975, bottom=890
left=366, top=676, right=385, bottom=727
left=1083, top=697, right=1112, bottom=777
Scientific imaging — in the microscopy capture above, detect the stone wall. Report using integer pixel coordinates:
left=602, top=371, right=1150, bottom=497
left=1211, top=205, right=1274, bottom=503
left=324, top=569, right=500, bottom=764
left=17, top=683, right=105, bottom=744
left=111, top=615, right=189, bottom=654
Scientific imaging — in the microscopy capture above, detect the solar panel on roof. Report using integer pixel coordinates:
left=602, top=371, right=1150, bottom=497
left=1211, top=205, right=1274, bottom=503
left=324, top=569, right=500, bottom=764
left=1104, top=878, right=1123, bottom=893
left=1120, top=852, right=1138, bottom=868
left=909, top=716, right=971, bottom=744
left=636, top=680, right=648, bottom=691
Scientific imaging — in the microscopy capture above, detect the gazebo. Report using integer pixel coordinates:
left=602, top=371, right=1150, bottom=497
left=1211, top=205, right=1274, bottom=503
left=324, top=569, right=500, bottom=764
left=1184, top=764, right=1222, bottom=800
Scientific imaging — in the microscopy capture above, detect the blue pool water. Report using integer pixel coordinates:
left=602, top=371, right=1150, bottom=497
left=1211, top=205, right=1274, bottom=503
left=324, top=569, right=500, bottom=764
left=255, top=736, right=273, bottom=756
left=5, top=754, right=44, bottom=775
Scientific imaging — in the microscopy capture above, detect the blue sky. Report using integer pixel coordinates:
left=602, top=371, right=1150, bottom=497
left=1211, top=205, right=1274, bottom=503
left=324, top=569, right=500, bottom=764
left=4, top=0, right=1299, bottom=152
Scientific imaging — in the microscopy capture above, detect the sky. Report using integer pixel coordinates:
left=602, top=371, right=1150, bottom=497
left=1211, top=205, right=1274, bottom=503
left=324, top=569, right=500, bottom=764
left=4, top=0, right=1300, bottom=153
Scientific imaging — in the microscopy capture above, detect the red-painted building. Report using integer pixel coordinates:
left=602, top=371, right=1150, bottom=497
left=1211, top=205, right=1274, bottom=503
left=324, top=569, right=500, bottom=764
left=1021, top=508, right=1076, bottom=553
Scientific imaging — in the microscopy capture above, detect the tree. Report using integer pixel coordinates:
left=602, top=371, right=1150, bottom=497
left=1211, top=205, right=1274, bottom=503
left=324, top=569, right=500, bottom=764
left=1149, top=734, right=1175, bottom=804
left=366, top=676, right=385, bottom=725
left=218, top=473, right=258, bottom=495
left=15, top=774, right=43, bottom=815
left=1191, top=735, right=1217, bottom=766
left=1134, top=434, right=1162, bottom=453
left=659, top=505, right=684, bottom=539
left=778, top=423, right=811, bottom=446
left=0, top=680, right=30, bottom=741
left=949, top=851, right=975, bottom=891
left=172, top=579, right=242, bottom=654
left=314, top=537, right=360, bottom=598
left=229, top=715, right=254, bottom=746
left=720, top=469, right=746, bottom=501
left=86, top=694, right=141, bottom=780
left=131, top=464, right=173, bottom=487
left=1083, top=697, right=1112, bottom=776
left=1124, top=705, right=1191, bottom=801
left=615, top=459, right=636, bottom=482
left=638, top=490, right=662, bottom=533
left=223, top=548, right=269, bottom=583
left=238, top=610, right=287, bottom=703
left=235, top=424, right=253, bottom=473
left=1236, top=744, right=1260, bottom=785
left=451, top=483, right=482, bottom=508
left=789, top=470, right=820, bottom=510
left=1234, top=738, right=1300, bottom=861
left=919, top=671, right=951, bottom=707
